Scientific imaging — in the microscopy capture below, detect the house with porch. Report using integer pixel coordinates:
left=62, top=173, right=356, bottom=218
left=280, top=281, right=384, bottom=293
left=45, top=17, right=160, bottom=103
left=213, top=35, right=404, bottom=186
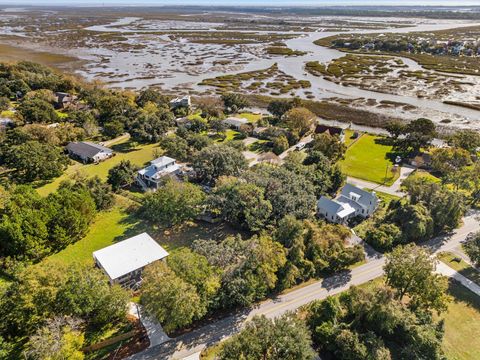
left=66, top=141, right=113, bottom=163
left=317, top=184, right=378, bottom=224
left=93, top=233, right=169, bottom=289
left=136, top=156, right=180, bottom=191
left=223, top=116, right=249, bottom=130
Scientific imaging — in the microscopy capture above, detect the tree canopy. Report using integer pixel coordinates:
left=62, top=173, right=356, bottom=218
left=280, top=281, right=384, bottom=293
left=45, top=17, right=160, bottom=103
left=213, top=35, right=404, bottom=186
left=193, top=144, right=248, bottom=184
left=219, top=314, right=315, bottom=360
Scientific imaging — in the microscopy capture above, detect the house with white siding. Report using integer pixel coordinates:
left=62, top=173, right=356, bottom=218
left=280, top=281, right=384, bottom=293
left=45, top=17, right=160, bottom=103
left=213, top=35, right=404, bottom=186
left=66, top=141, right=113, bottom=163
left=136, top=156, right=180, bottom=191
left=317, top=184, right=378, bottom=224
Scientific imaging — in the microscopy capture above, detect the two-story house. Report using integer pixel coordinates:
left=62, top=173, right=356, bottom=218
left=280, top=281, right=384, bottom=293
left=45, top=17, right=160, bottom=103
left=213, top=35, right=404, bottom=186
left=93, top=233, right=169, bottom=289
left=136, top=156, right=180, bottom=191
left=317, top=184, right=378, bottom=224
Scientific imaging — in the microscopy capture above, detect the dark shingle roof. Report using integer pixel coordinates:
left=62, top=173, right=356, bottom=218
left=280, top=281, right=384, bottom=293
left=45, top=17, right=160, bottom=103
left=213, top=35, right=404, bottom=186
left=66, top=141, right=112, bottom=159
left=315, top=125, right=344, bottom=136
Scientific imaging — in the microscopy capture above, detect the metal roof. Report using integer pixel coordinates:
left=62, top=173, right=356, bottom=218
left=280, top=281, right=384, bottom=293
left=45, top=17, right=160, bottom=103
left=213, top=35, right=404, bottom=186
left=93, top=233, right=169, bottom=280
left=150, top=156, right=176, bottom=167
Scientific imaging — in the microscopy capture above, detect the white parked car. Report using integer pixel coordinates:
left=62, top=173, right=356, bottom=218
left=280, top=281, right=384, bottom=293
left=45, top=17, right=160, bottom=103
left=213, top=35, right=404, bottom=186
left=295, top=142, right=307, bottom=151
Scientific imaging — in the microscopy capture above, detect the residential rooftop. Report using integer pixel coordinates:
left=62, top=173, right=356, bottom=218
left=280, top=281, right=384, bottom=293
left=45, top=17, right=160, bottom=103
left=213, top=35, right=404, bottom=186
left=93, top=233, right=169, bottom=281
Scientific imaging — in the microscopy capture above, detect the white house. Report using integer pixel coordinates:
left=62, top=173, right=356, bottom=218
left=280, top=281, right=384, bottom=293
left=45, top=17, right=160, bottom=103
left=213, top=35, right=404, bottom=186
left=66, top=141, right=113, bottom=163
left=170, top=95, right=191, bottom=109
left=136, top=156, right=180, bottom=191
left=223, top=116, right=249, bottom=130
left=93, top=233, right=169, bottom=288
left=317, top=184, right=378, bottom=224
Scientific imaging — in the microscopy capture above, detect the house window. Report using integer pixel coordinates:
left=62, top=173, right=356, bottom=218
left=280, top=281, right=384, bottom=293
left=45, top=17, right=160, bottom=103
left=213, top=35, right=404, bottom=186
left=362, top=209, right=364, bottom=214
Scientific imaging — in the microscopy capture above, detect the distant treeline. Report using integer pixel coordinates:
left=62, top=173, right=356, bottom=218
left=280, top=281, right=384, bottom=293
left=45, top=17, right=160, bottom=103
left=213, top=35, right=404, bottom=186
left=66, top=6, right=480, bottom=20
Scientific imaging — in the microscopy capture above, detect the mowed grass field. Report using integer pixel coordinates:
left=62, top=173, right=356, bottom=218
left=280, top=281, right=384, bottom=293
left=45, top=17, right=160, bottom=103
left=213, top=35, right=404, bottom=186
left=442, top=281, right=480, bottom=360
left=236, top=112, right=262, bottom=123
left=340, top=133, right=399, bottom=185
left=36, top=141, right=160, bottom=196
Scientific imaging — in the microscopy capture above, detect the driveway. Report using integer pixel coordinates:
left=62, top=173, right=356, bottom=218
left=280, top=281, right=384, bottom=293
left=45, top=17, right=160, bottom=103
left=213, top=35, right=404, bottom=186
left=347, top=165, right=416, bottom=197
left=278, top=134, right=314, bottom=160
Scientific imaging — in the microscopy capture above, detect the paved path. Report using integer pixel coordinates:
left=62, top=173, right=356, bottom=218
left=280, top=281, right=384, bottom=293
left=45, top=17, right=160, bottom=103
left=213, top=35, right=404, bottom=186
left=129, top=303, right=170, bottom=348
left=278, top=134, right=314, bottom=160
left=128, top=211, right=480, bottom=360
left=347, top=165, right=415, bottom=197
left=436, top=261, right=480, bottom=297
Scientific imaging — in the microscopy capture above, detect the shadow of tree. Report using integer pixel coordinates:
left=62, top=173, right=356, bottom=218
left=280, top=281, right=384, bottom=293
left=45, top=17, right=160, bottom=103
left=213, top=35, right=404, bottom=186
left=249, top=140, right=272, bottom=153
left=129, top=309, right=250, bottom=360
left=114, top=213, right=251, bottom=252
left=321, top=270, right=352, bottom=291
left=448, top=279, right=480, bottom=312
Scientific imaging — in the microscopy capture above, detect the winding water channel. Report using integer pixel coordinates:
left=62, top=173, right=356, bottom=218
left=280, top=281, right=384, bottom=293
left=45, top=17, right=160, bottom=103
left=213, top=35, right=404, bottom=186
left=83, top=17, right=480, bottom=127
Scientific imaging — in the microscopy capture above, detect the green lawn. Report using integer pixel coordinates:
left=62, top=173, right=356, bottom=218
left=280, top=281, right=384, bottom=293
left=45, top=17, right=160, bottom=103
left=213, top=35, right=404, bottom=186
left=55, top=110, right=68, bottom=119
left=375, top=190, right=401, bottom=206
left=344, top=129, right=360, bottom=147
left=438, top=252, right=480, bottom=285
left=442, top=280, right=480, bottom=360
left=406, top=169, right=441, bottom=184
left=235, top=112, right=263, bottom=123
left=187, top=112, right=204, bottom=121
left=43, top=196, right=245, bottom=267
left=44, top=201, right=136, bottom=267
left=36, top=141, right=160, bottom=196
left=248, top=139, right=271, bottom=153
left=213, top=129, right=241, bottom=143
left=340, top=134, right=399, bottom=185
left=0, top=110, right=15, bottom=118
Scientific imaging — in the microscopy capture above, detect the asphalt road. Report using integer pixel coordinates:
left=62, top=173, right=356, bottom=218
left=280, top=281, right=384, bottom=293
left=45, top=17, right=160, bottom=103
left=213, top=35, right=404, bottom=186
left=128, top=210, right=480, bottom=360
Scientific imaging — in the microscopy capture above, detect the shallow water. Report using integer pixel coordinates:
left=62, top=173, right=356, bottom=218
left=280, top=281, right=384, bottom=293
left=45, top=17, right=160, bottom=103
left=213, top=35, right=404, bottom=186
left=6, top=14, right=477, bottom=129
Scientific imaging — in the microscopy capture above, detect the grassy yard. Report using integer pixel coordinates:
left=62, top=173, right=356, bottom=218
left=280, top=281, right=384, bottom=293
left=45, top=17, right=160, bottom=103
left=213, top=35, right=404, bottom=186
left=340, top=133, right=399, bottom=185
left=375, top=190, right=401, bottom=206
left=187, top=112, right=204, bottom=121
left=235, top=112, right=263, bottom=123
left=343, top=129, right=360, bottom=147
left=248, top=139, right=271, bottom=153
left=406, top=169, right=441, bottom=184
left=43, top=196, right=246, bottom=267
left=441, top=280, right=480, bottom=360
left=438, top=252, right=480, bottom=285
left=0, top=110, right=15, bottom=118
left=55, top=110, right=69, bottom=119
left=36, top=141, right=160, bottom=196
left=211, top=129, right=242, bottom=143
